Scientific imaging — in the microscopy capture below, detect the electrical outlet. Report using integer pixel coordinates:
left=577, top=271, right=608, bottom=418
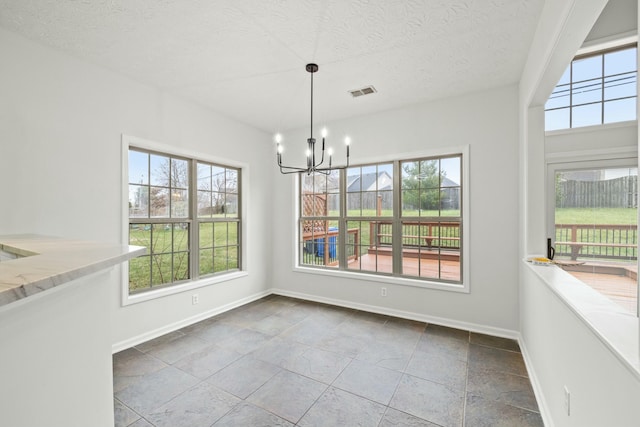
left=381, top=287, right=387, bottom=297
left=192, top=294, right=199, bottom=305
left=564, top=386, right=570, bottom=416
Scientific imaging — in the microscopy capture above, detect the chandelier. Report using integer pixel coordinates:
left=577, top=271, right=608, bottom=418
left=275, top=63, right=351, bottom=175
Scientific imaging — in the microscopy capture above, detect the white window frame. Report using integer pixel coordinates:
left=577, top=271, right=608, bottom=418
left=293, top=145, right=470, bottom=293
left=121, top=134, right=249, bottom=306
left=546, top=153, right=639, bottom=319
left=544, top=43, right=637, bottom=132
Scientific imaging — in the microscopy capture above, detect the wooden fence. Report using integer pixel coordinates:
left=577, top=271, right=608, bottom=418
left=557, top=176, right=638, bottom=208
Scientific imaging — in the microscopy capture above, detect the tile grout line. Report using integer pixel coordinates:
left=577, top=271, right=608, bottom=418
left=377, top=319, right=430, bottom=427
left=115, top=296, right=541, bottom=427
left=462, top=331, right=471, bottom=427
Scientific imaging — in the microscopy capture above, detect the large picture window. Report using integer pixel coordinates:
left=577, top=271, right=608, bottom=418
left=299, top=152, right=465, bottom=288
left=549, top=162, right=638, bottom=316
left=127, top=144, right=241, bottom=295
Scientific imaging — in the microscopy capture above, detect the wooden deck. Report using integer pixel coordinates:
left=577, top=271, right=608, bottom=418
left=351, top=253, right=637, bottom=314
left=561, top=262, right=638, bottom=314
left=348, top=252, right=461, bottom=281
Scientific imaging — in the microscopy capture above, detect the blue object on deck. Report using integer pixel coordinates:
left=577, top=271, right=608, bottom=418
left=316, top=227, right=337, bottom=258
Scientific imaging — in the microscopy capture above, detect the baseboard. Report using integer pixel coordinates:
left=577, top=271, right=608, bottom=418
left=111, top=289, right=271, bottom=354
left=270, top=288, right=520, bottom=340
left=518, top=336, right=554, bottom=427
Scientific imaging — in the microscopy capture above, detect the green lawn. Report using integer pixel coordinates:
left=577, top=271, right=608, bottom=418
left=129, top=223, right=238, bottom=293
left=555, top=207, right=637, bottom=225
left=554, top=208, right=638, bottom=260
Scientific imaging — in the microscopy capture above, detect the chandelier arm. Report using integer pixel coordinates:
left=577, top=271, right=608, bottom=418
left=314, top=165, right=348, bottom=172
left=279, top=165, right=311, bottom=174
left=317, top=141, right=325, bottom=166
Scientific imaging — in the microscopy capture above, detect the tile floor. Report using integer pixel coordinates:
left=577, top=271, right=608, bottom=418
left=113, top=295, right=544, bottom=427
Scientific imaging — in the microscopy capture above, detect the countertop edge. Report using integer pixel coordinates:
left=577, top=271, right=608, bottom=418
left=0, top=235, right=145, bottom=307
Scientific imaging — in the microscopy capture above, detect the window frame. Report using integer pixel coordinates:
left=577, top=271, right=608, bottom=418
left=294, top=146, right=470, bottom=293
left=546, top=155, right=639, bottom=318
left=121, top=134, right=248, bottom=306
left=544, top=43, right=637, bottom=131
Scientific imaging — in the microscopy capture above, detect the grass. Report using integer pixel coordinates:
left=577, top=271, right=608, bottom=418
left=555, top=207, right=637, bottom=225
left=129, top=223, right=239, bottom=293
left=554, top=208, right=638, bottom=260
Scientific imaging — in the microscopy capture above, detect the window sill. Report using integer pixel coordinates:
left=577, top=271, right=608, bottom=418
left=523, top=259, right=640, bottom=380
left=122, top=270, right=248, bottom=306
left=293, top=266, right=469, bottom=293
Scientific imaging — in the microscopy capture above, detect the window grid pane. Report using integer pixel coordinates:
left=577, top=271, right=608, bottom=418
left=347, top=164, right=393, bottom=217
left=301, top=156, right=463, bottom=286
left=300, top=220, right=339, bottom=268
left=545, top=45, right=637, bottom=131
left=128, top=147, right=241, bottom=293
left=346, top=220, right=391, bottom=274
left=128, top=222, right=191, bottom=293
left=399, top=221, right=461, bottom=281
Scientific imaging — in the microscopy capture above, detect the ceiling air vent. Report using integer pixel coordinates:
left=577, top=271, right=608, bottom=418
left=349, top=85, right=377, bottom=98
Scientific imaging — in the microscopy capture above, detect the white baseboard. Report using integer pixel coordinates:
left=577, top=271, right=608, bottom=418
left=270, top=288, right=519, bottom=340
left=518, top=338, right=554, bottom=427
left=111, top=290, right=271, bottom=354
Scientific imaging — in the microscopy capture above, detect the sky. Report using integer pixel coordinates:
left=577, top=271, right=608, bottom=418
left=545, top=46, right=637, bottom=131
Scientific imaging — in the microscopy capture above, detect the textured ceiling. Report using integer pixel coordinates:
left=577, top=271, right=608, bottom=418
left=0, top=0, right=544, bottom=133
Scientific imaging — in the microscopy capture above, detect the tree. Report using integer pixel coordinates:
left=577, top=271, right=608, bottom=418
left=150, top=157, right=188, bottom=216
left=401, top=160, right=444, bottom=211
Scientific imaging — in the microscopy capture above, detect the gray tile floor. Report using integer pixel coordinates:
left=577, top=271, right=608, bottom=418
left=114, top=295, right=544, bottom=427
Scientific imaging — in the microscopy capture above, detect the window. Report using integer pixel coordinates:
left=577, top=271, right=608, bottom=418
left=545, top=44, right=637, bottom=131
left=127, top=144, right=241, bottom=295
left=548, top=162, right=638, bottom=316
left=298, top=151, right=466, bottom=289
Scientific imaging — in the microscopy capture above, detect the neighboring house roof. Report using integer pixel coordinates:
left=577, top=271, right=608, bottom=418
left=441, top=176, right=459, bottom=187
left=347, top=172, right=458, bottom=192
left=347, top=171, right=393, bottom=192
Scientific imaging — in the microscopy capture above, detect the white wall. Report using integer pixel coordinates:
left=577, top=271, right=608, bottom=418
left=585, top=0, right=637, bottom=44
left=521, top=266, right=640, bottom=427
left=545, top=122, right=637, bottom=157
left=0, top=27, right=273, bottom=347
left=0, top=270, right=115, bottom=427
left=272, top=85, right=521, bottom=334
left=519, top=1, right=640, bottom=426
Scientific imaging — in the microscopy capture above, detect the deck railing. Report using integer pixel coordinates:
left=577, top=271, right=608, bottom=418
left=555, top=223, right=637, bottom=261
left=369, top=221, right=461, bottom=250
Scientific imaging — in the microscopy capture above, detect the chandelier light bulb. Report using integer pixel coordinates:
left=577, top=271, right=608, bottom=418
left=306, top=149, right=311, bottom=157
left=275, top=133, right=282, bottom=144
left=328, top=147, right=334, bottom=156
left=321, top=128, right=328, bottom=138
left=344, top=136, right=351, bottom=146
left=277, top=144, right=283, bottom=154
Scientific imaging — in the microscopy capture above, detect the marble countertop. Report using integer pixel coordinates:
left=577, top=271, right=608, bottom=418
left=0, top=234, right=145, bottom=307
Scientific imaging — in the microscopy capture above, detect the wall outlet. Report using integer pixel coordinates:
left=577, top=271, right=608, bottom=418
left=564, top=386, right=570, bottom=416
left=381, top=287, right=387, bottom=297
left=192, top=294, right=199, bottom=305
